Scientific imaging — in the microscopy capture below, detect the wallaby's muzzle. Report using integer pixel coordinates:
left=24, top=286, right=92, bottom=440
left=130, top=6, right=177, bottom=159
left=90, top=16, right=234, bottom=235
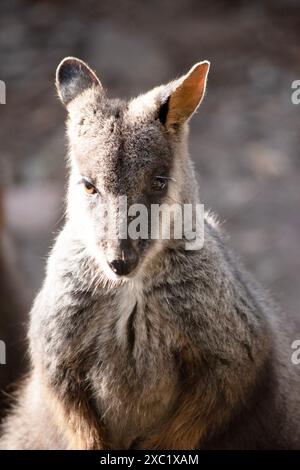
left=106, top=240, right=139, bottom=277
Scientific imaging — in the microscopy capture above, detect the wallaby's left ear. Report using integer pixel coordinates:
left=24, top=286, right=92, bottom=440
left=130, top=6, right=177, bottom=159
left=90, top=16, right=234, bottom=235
left=159, top=61, right=210, bottom=128
left=56, top=57, right=102, bottom=107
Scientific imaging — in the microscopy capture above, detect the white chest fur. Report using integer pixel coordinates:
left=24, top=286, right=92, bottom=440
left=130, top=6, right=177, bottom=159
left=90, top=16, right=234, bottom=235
left=115, top=280, right=143, bottom=347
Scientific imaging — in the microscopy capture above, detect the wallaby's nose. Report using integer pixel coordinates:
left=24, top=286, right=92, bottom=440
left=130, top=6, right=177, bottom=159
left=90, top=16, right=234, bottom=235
left=107, top=245, right=138, bottom=276
left=109, top=259, right=132, bottom=276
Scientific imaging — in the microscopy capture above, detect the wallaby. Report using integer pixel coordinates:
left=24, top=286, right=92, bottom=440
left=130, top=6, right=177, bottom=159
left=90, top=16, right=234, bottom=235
left=1, top=57, right=300, bottom=450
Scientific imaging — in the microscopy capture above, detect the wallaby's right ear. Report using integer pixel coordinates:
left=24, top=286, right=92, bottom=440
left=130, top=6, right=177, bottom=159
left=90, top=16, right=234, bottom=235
left=56, top=57, right=102, bottom=107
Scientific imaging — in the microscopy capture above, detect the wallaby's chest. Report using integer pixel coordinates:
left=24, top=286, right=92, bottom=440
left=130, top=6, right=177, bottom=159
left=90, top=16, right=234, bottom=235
left=90, top=283, right=188, bottom=448
left=37, top=273, right=196, bottom=449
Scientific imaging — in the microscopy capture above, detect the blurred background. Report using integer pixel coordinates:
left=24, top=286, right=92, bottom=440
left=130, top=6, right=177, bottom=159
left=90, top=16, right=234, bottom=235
left=0, top=0, right=300, bottom=416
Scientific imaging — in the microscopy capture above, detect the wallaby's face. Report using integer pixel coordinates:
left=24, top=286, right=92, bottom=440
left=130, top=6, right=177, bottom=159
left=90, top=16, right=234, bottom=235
left=56, top=58, right=209, bottom=280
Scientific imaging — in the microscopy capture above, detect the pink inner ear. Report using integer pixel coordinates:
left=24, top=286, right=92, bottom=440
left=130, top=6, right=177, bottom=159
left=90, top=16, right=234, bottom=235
left=189, top=62, right=209, bottom=102
left=167, top=62, right=209, bottom=127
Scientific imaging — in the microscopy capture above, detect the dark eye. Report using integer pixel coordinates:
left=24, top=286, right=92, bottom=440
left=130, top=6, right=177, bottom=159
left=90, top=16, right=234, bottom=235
left=82, top=179, right=97, bottom=195
left=151, top=176, right=168, bottom=192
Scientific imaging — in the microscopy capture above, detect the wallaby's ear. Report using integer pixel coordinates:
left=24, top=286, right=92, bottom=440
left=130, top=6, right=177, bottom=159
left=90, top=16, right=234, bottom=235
left=56, top=57, right=102, bottom=106
left=159, top=61, right=210, bottom=128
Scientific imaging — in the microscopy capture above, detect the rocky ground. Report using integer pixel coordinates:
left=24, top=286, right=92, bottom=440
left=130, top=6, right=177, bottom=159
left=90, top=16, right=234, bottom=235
left=0, top=0, right=300, bottom=404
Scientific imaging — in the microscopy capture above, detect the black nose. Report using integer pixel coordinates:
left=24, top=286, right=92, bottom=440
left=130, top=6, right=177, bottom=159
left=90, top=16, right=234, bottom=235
left=108, top=258, right=137, bottom=276
left=107, top=242, right=139, bottom=276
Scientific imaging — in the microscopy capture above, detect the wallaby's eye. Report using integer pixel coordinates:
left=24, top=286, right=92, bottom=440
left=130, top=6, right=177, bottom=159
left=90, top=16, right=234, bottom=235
left=151, top=176, right=169, bottom=192
left=81, top=178, right=97, bottom=195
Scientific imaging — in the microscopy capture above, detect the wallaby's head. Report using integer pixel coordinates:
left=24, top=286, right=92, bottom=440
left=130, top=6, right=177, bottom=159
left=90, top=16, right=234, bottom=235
left=56, top=57, right=209, bottom=280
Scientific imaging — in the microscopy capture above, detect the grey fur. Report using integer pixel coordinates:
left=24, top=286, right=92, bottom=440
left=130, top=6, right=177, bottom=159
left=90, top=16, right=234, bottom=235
left=1, top=58, right=300, bottom=450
